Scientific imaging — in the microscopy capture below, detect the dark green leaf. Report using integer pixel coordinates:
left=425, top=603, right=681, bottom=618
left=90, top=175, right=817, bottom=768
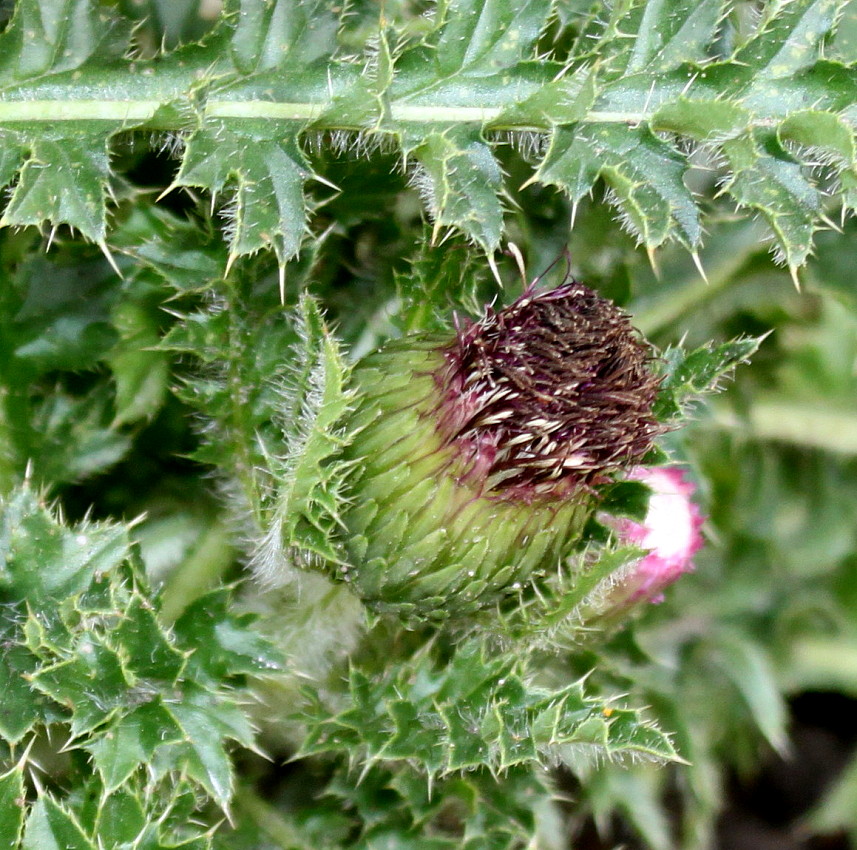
left=538, top=124, right=701, bottom=248
left=433, top=0, right=551, bottom=75
left=175, top=119, right=310, bottom=264
left=734, top=0, right=843, bottom=79
left=229, top=0, right=337, bottom=74
left=0, top=129, right=117, bottom=244
left=720, top=132, right=822, bottom=270
left=302, top=639, right=679, bottom=777
left=625, top=0, right=724, bottom=73
left=107, top=302, right=171, bottom=426
left=0, top=760, right=25, bottom=846
left=654, top=336, right=765, bottom=419
left=403, top=126, right=505, bottom=252
left=1, top=488, right=131, bottom=605
left=0, top=0, right=130, bottom=81
left=22, top=796, right=96, bottom=850
left=174, top=588, right=285, bottom=681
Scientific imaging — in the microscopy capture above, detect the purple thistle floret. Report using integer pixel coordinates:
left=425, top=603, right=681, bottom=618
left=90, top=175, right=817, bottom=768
left=433, top=281, right=664, bottom=502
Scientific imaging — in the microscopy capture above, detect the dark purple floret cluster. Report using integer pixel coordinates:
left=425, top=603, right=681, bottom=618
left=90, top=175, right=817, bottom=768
left=433, top=281, right=664, bottom=501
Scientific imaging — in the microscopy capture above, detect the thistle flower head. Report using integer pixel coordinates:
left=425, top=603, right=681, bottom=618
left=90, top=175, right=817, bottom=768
left=434, top=281, right=664, bottom=500
left=610, top=466, right=705, bottom=604
left=339, top=280, right=667, bottom=617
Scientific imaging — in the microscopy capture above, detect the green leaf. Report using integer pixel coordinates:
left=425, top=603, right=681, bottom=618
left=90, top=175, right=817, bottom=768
left=113, top=595, right=187, bottom=682
left=0, top=0, right=130, bottom=81
left=89, top=787, right=147, bottom=845
left=712, top=631, right=788, bottom=755
left=30, top=388, right=133, bottom=486
left=84, top=711, right=150, bottom=791
left=720, top=131, right=823, bottom=269
left=493, top=64, right=597, bottom=128
left=301, top=639, right=679, bottom=778
left=778, top=108, right=857, bottom=213
left=229, top=0, right=338, bottom=74
left=162, top=693, right=254, bottom=807
left=654, top=336, right=765, bottom=420
left=403, top=126, right=504, bottom=251
left=0, top=637, right=45, bottom=742
left=433, top=0, right=551, bottom=75
left=107, top=302, right=171, bottom=426
left=173, top=588, right=286, bottom=682
left=22, top=796, right=96, bottom=850
left=652, top=98, right=749, bottom=140
left=109, top=203, right=227, bottom=293
left=175, top=119, right=310, bottom=265
left=0, top=136, right=25, bottom=190
left=0, top=128, right=116, bottom=244
left=734, top=0, right=843, bottom=79
left=324, top=762, right=553, bottom=850
left=0, top=486, right=263, bottom=815
left=1, top=488, right=131, bottom=605
left=0, top=760, right=26, bottom=847
left=252, top=294, right=355, bottom=577
left=625, top=0, right=724, bottom=73
left=538, top=124, right=701, bottom=249
left=31, top=636, right=134, bottom=737
left=393, top=236, right=490, bottom=334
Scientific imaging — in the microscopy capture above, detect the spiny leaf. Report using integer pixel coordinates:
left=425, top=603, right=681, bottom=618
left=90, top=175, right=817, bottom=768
left=537, top=124, right=701, bottom=249
left=0, top=0, right=129, bottom=81
left=404, top=126, right=505, bottom=251
left=159, top=694, right=255, bottom=807
left=720, top=131, right=822, bottom=270
left=778, top=108, right=857, bottom=213
left=0, top=758, right=26, bottom=844
left=22, top=796, right=96, bottom=850
left=0, top=0, right=854, bottom=267
left=174, top=587, right=286, bottom=681
left=734, top=0, right=842, bottom=79
left=229, top=0, right=338, bottom=74
left=492, top=546, right=647, bottom=650
left=325, top=762, right=552, bottom=850
left=652, top=98, right=749, bottom=140
left=432, top=0, right=551, bottom=75
left=252, top=294, right=355, bottom=578
left=654, top=335, right=765, bottom=420
left=0, top=128, right=115, bottom=244
left=301, top=639, right=679, bottom=777
left=0, top=631, right=45, bottom=742
left=625, top=0, right=725, bottom=73
left=0, top=486, right=272, bottom=809
left=175, top=119, right=311, bottom=265
left=0, top=488, right=131, bottom=604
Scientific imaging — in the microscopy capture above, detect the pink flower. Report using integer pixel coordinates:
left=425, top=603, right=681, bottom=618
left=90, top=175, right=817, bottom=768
left=613, top=467, right=704, bottom=603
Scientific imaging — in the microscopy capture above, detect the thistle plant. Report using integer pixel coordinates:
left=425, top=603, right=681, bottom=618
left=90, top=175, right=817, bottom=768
left=2, top=0, right=857, bottom=848
left=337, top=280, right=665, bottom=616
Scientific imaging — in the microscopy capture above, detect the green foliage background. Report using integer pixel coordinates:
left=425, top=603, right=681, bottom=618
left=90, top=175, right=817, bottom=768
left=1, top=0, right=857, bottom=847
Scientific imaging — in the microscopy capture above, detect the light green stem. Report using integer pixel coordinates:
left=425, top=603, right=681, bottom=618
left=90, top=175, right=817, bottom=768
left=159, top=521, right=236, bottom=623
left=704, top=399, right=857, bottom=455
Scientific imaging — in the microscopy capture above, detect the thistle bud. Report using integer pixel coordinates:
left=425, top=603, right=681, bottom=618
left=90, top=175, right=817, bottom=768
left=338, top=281, right=664, bottom=617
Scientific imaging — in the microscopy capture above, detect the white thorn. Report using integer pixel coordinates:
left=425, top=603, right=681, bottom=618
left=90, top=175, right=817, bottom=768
left=691, top=251, right=709, bottom=283
left=487, top=252, right=503, bottom=288
left=98, top=240, right=123, bottom=279
left=508, top=242, right=527, bottom=283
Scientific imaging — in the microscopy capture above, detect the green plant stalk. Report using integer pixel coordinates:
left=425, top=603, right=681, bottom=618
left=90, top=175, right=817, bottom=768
left=158, top=520, right=236, bottom=623
left=0, top=65, right=799, bottom=131
left=704, top=398, right=857, bottom=455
